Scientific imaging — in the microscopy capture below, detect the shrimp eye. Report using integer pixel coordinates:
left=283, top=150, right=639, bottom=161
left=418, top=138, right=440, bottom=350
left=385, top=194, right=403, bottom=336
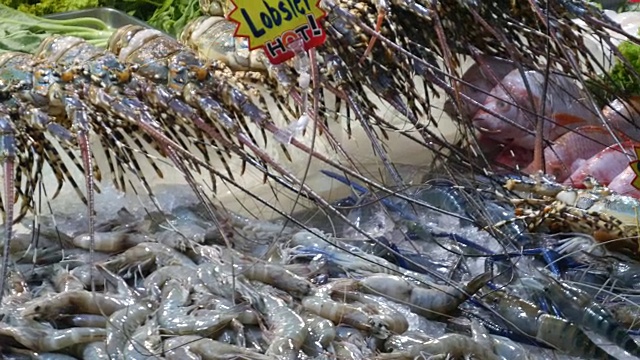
left=496, top=100, right=510, bottom=110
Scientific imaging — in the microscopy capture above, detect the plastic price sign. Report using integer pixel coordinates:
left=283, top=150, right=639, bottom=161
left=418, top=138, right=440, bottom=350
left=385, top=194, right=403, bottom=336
left=227, top=0, right=327, bottom=65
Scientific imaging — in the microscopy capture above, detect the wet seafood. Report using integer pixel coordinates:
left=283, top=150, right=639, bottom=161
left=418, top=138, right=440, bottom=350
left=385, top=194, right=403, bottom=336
left=502, top=176, right=640, bottom=257
left=180, top=16, right=266, bottom=72
left=525, top=276, right=640, bottom=357
left=3, top=175, right=640, bottom=360
left=484, top=289, right=618, bottom=359
left=472, top=69, right=599, bottom=150
left=353, top=272, right=491, bottom=320
left=2, top=1, right=640, bottom=360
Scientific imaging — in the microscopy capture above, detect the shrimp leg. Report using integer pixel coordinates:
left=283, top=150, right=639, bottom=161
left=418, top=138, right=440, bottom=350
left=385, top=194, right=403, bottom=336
left=0, top=112, right=16, bottom=306
left=360, top=0, right=389, bottom=64
left=65, top=96, right=97, bottom=291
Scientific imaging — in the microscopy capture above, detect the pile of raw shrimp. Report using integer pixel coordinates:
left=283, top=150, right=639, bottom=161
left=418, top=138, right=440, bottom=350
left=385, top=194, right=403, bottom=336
left=2, top=172, right=640, bottom=360
left=448, top=10, right=640, bottom=198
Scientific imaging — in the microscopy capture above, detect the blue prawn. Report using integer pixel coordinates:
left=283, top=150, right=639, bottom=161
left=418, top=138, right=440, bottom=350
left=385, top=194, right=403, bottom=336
left=524, top=276, right=640, bottom=358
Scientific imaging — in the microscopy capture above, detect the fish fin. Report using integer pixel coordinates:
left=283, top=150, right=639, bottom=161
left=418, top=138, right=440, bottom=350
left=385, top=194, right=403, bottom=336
left=628, top=95, right=640, bottom=108
left=574, top=125, right=632, bottom=142
left=552, top=113, right=589, bottom=127
left=576, top=125, right=609, bottom=133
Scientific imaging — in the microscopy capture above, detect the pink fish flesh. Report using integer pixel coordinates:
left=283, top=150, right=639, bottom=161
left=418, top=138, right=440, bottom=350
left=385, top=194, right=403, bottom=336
left=524, top=125, right=618, bottom=182
left=564, top=141, right=635, bottom=188
left=608, top=165, right=640, bottom=199
left=472, top=69, right=599, bottom=150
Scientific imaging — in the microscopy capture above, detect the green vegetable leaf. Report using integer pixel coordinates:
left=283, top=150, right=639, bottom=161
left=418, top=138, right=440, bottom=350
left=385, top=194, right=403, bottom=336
left=146, top=0, right=201, bottom=37
left=0, top=4, right=113, bottom=52
left=1, top=0, right=100, bottom=15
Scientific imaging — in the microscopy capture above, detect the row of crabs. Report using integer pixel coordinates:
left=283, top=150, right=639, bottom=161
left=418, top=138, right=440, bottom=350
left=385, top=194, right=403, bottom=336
left=448, top=54, right=640, bottom=198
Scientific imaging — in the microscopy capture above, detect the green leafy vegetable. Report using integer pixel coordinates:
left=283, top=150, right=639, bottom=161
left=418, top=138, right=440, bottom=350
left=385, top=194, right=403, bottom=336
left=145, top=0, right=201, bottom=37
left=584, top=37, right=640, bottom=107
left=2, top=0, right=202, bottom=38
left=1, top=0, right=99, bottom=16
left=606, top=40, right=640, bottom=96
left=0, top=4, right=113, bottom=53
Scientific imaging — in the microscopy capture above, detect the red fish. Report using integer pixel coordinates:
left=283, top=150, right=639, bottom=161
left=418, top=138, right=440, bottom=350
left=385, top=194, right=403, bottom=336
left=523, top=125, right=619, bottom=182
left=444, top=55, right=516, bottom=119
left=608, top=166, right=640, bottom=199
left=602, top=97, right=640, bottom=141
left=493, top=144, right=534, bottom=171
left=472, top=69, right=599, bottom=150
left=564, top=141, right=636, bottom=188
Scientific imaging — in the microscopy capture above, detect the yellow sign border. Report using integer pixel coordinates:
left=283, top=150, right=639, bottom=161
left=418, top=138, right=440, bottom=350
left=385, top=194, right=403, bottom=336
left=228, top=0, right=327, bottom=51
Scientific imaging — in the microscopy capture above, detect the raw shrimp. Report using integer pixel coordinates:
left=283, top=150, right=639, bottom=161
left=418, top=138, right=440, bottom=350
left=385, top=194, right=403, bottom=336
left=0, top=323, right=106, bottom=352
left=106, top=299, right=157, bottom=359
left=54, top=314, right=108, bottom=328
left=102, top=242, right=197, bottom=276
left=82, top=341, right=109, bottom=359
left=238, top=261, right=313, bottom=297
left=143, top=265, right=199, bottom=298
left=2, top=270, right=31, bottom=307
left=70, top=265, right=107, bottom=289
left=384, top=331, right=431, bottom=352
left=376, top=333, right=500, bottom=360
left=525, top=276, right=640, bottom=357
left=536, top=314, right=619, bottom=360
left=190, top=290, right=261, bottom=325
left=157, top=279, right=240, bottom=336
left=21, top=290, right=132, bottom=321
left=292, top=245, right=437, bottom=284
left=333, top=340, right=366, bottom=360
left=469, top=319, right=531, bottom=360
left=334, top=325, right=373, bottom=357
left=72, top=228, right=140, bottom=252
left=301, top=312, right=337, bottom=357
left=244, top=325, right=269, bottom=353
left=332, top=290, right=409, bottom=335
left=301, top=296, right=390, bottom=338
left=196, top=263, right=259, bottom=302
left=52, top=265, right=85, bottom=292
left=0, top=349, right=80, bottom=360
left=96, top=264, right=141, bottom=301
left=163, top=335, right=277, bottom=360
left=59, top=249, right=111, bottom=269
left=609, top=302, right=640, bottom=330
left=485, top=289, right=617, bottom=359
left=122, top=319, right=164, bottom=360
left=259, top=289, right=308, bottom=359
left=357, top=272, right=491, bottom=319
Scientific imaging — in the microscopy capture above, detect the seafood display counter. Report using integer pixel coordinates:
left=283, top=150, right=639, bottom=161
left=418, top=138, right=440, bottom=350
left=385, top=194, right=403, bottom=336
left=3, top=1, right=640, bottom=360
